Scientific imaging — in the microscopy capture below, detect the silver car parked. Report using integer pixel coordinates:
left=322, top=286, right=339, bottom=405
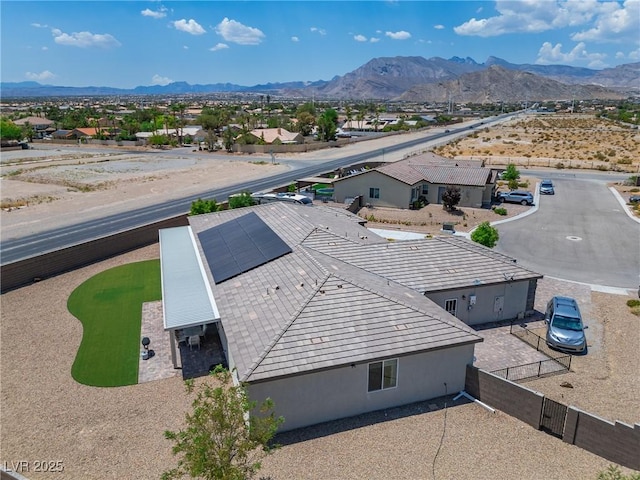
left=545, top=296, right=587, bottom=354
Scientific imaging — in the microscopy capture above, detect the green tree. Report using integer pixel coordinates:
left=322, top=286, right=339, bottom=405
left=163, top=366, right=283, bottom=480
left=441, top=185, right=461, bottom=211
left=223, top=127, right=236, bottom=152
left=502, top=163, right=520, bottom=181
left=296, top=111, right=315, bottom=136
left=190, top=198, right=222, bottom=215
left=471, top=221, right=500, bottom=248
left=228, top=192, right=256, bottom=209
left=316, top=109, right=338, bottom=142
left=0, top=118, right=23, bottom=140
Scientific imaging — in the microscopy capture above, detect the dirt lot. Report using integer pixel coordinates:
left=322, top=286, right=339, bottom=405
left=435, top=114, right=640, bottom=172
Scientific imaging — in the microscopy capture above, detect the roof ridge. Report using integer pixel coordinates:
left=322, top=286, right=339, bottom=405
left=239, top=249, right=331, bottom=382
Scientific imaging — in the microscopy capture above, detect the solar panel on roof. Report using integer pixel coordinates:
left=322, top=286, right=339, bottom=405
left=198, top=211, right=292, bottom=284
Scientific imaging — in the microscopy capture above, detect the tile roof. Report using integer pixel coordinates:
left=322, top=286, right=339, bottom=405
left=304, top=234, right=542, bottom=293
left=353, top=152, right=489, bottom=186
left=186, top=203, right=536, bottom=383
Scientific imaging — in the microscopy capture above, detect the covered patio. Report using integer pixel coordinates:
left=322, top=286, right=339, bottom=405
left=160, top=226, right=227, bottom=379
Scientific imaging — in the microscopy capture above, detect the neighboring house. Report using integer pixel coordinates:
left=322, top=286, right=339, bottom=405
left=333, top=152, right=496, bottom=209
left=159, top=202, right=541, bottom=431
left=51, top=129, right=74, bottom=139
left=13, top=116, right=55, bottom=138
left=152, top=126, right=206, bottom=143
left=69, top=127, right=105, bottom=139
left=246, top=127, right=303, bottom=145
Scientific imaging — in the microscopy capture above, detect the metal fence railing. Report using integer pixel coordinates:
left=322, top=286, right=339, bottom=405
left=489, top=322, right=572, bottom=382
left=491, top=356, right=570, bottom=382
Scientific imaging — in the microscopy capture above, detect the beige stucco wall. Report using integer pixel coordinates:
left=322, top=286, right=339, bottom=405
left=334, top=171, right=493, bottom=209
left=334, top=171, right=414, bottom=208
left=247, top=344, right=475, bottom=432
left=424, top=280, right=530, bottom=326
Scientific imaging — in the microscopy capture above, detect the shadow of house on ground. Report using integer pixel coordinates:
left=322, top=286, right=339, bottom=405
left=272, top=394, right=473, bottom=447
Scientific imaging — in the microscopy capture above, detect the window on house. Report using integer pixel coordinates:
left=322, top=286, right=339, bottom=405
left=368, top=359, right=398, bottom=392
left=445, top=298, right=457, bottom=316
left=369, top=187, right=380, bottom=199
left=422, top=184, right=429, bottom=195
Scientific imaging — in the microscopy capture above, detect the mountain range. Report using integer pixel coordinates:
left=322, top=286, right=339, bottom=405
left=1, top=56, right=638, bottom=101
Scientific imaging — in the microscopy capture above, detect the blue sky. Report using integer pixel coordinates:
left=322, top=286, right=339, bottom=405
left=1, top=1, right=638, bottom=88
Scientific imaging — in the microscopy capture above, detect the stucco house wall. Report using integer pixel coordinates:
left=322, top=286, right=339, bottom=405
left=334, top=172, right=491, bottom=209
left=424, top=280, right=531, bottom=326
left=334, top=171, right=414, bottom=208
left=247, top=344, right=474, bottom=432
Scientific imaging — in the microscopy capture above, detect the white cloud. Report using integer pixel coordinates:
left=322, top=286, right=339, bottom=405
left=31, top=23, right=48, bottom=28
left=210, top=43, right=229, bottom=51
left=151, top=74, right=173, bottom=86
left=42, top=46, right=48, bottom=51
left=370, top=37, right=380, bottom=43
left=571, top=0, right=639, bottom=43
left=173, top=19, right=206, bottom=35
left=629, top=48, right=640, bottom=60
left=615, top=51, right=625, bottom=59
left=454, top=0, right=639, bottom=42
left=215, top=18, right=264, bottom=45
left=183, top=45, right=189, bottom=50
left=25, top=70, right=55, bottom=82
left=434, top=24, right=445, bottom=30
left=354, top=34, right=367, bottom=42
left=385, top=30, right=411, bottom=40
left=310, top=27, right=327, bottom=35
left=536, top=41, right=608, bottom=68
left=52, top=29, right=121, bottom=48
left=141, top=6, right=167, bottom=19
left=291, top=36, right=299, bottom=42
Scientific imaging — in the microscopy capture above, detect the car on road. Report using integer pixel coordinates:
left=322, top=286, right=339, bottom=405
left=539, top=180, right=555, bottom=195
left=498, top=190, right=534, bottom=205
left=545, top=296, right=587, bottom=354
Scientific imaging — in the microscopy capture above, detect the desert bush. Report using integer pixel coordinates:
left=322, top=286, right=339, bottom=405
left=617, top=158, right=632, bottom=165
left=493, top=207, right=507, bottom=216
left=555, top=162, right=565, bottom=169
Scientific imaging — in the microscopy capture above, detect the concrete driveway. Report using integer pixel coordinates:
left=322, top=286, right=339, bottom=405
left=494, top=173, right=640, bottom=289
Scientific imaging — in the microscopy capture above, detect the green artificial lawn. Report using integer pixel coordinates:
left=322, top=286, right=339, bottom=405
left=68, top=259, right=161, bottom=387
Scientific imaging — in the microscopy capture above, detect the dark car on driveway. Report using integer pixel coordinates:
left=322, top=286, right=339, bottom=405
left=540, top=180, right=555, bottom=195
left=498, top=190, right=534, bottom=205
left=629, top=195, right=640, bottom=203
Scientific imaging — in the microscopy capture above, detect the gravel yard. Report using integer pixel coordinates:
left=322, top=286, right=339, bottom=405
left=2, top=239, right=638, bottom=479
left=1, top=130, right=638, bottom=479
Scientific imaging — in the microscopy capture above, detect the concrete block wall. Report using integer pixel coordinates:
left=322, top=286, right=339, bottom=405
left=564, top=407, right=640, bottom=471
left=0, top=215, right=188, bottom=292
left=465, top=365, right=544, bottom=428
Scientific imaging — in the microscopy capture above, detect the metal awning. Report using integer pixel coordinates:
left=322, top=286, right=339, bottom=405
left=159, top=226, right=220, bottom=330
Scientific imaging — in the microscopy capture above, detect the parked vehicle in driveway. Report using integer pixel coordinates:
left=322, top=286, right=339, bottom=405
left=545, top=296, right=587, bottom=354
left=539, top=180, right=555, bottom=195
left=629, top=194, right=640, bottom=203
left=498, top=190, right=534, bottom=205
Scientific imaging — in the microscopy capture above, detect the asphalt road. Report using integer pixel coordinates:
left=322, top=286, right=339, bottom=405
left=495, top=171, right=640, bottom=289
left=3, top=119, right=503, bottom=264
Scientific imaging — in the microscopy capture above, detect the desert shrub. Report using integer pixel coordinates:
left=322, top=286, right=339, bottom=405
left=508, top=179, right=519, bottom=190
left=493, top=207, right=507, bottom=216
left=518, top=181, right=529, bottom=188
left=617, top=158, right=632, bottom=165
left=471, top=222, right=499, bottom=248
left=627, top=299, right=640, bottom=307
left=555, top=162, right=565, bottom=169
